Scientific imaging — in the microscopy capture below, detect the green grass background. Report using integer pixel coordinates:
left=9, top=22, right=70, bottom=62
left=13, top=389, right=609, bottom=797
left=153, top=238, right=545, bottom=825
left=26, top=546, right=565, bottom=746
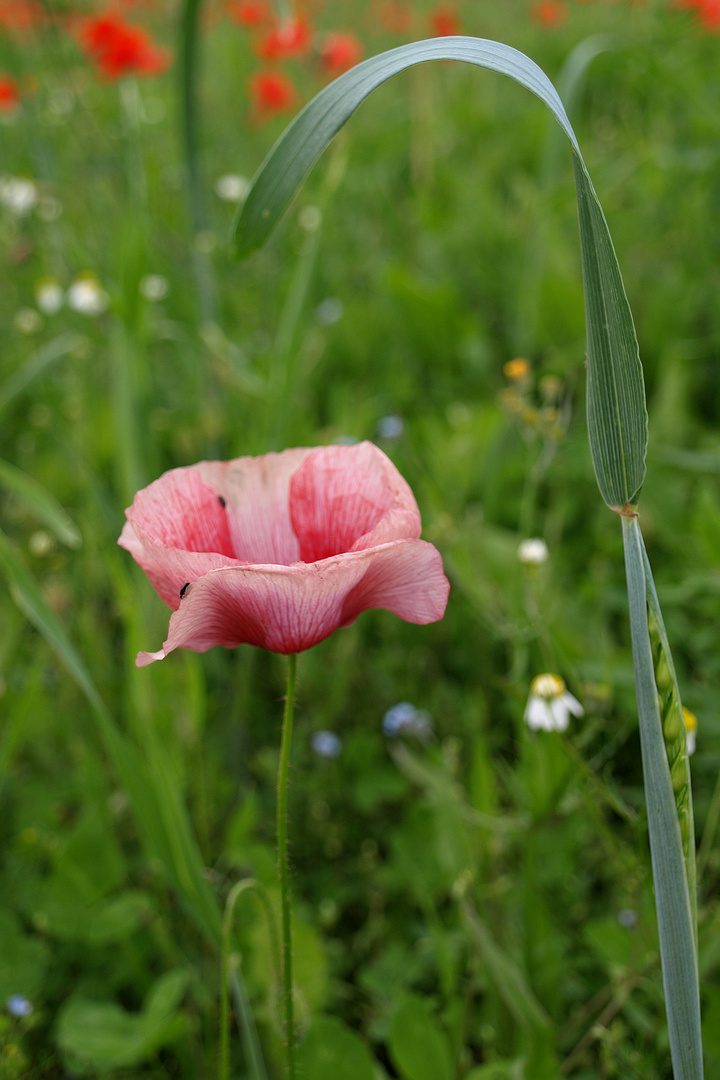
left=1, top=0, right=720, bottom=1076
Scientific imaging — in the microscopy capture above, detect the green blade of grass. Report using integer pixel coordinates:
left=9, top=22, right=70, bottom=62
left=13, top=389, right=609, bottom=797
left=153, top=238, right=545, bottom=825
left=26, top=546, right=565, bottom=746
left=622, top=515, right=702, bottom=1080
left=463, top=903, right=550, bottom=1032
left=0, top=459, right=82, bottom=549
left=233, top=36, right=647, bottom=511
left=179, top=0, right=216, bottom=325
left=0, top=332, right=84, bottom=416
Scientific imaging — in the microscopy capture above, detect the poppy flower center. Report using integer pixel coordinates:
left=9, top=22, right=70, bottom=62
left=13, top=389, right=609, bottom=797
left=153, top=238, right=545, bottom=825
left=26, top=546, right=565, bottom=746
left=288, top=454, right=393, bottom=562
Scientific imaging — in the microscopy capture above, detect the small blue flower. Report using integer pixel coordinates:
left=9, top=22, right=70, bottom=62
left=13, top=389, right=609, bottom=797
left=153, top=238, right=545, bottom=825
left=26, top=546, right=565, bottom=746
left=6, top=994, right=33, bottom=1017
left=312, top=730, right=342, bottom=759
left=382, top=702, right=432, bottom=740
left=315, top=297, right=344, bottom=326
left=376, top=415, right=404, bottom=441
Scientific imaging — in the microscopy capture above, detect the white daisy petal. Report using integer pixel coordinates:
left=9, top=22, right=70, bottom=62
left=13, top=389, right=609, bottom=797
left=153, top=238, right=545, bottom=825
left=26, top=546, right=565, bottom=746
left=525, top=696, right=552, bottom=731
left=563, top=692, right=584, bottom=718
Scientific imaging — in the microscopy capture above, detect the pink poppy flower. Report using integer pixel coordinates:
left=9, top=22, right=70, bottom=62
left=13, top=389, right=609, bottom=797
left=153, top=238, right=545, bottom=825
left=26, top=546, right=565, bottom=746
left=119, top=442, right=449, bottom=665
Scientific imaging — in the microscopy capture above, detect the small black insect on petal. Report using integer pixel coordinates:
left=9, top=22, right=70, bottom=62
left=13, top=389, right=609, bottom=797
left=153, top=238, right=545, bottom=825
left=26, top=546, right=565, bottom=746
left=180, top=582, right=190, bottom=598
left=218, top=496, right=226, bottom=508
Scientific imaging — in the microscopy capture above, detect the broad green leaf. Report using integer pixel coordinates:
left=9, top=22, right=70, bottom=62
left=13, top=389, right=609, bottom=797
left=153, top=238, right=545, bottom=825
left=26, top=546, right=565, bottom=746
left=297, top=1016, right=376, bottom=1080
left=464, top=1064, right=524, bottom=1080
left=0, top=459, right=81, bottom=548
left=234, top=36, right=646, bottom=510
left=144, top=969, right=190, bottom=1022
left=584, top=917, right=634, bottom=976
left=572, top=155, right=646, bottom=509
left=21, top=878, right=151, bottom=945
left=388, top=995, right=453, bottom=1080
left=56, top=971, right=188, bottom=1074
left=0, top=909, right=49, bottom=1002
left=84, top=892, right=154, bottom=946
left=55, top=811, right=126, bottom=903
left=622, top=515, right=702, bottom=1080
left=22, top=877, right=100, bottom=942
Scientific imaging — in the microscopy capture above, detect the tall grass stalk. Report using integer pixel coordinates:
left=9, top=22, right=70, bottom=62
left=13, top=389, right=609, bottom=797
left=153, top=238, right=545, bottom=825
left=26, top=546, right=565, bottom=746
left=265, top=138, right=347, bottom=450
left=179, top=0, right=217, bottom=326
left=233, top=37, right=705, bottom=1075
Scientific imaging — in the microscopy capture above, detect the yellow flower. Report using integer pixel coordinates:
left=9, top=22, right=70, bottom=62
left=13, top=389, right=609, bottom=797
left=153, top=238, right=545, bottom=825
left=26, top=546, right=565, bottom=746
left=683, top=708, right=697, bottom=756
left=503, top=357, right=530, bottom=381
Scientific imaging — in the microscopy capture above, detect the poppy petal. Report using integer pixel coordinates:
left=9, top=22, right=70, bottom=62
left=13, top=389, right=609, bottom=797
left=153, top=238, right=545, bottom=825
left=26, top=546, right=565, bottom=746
left=124, top=466, right=235, bottom=556
left=119, top=519, right=239, bottom=609
left=195, top=449, right=308, bottom=564
left=289, top=442, right=420, bottom=561
left=135, top=539, right=448, bottom=665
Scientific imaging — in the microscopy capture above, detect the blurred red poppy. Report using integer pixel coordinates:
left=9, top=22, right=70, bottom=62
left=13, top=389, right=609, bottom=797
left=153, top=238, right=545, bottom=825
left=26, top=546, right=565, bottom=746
left=696, top=0, right=720, bottom=27
left=256, top=14, right=311, bottom=59
left=319, top=31, right=363, bottom=76
left=530, top=0, right=567, bottom=25
left=429, top=5, right=461, bottom=35
left=226, top=0, right=271, bottom=27
left=671, top=0, right=719, bottom=24
left=0, top=0, right=43, bottom=35
left=0, top=72, right=19, bottom=111
left=249, top=69, right=296, bottom=115
left=79, top=12, right=169, bottom=80
left=119, top=442, right=449, bottom=663
left=379, top=0, right=414, bottom=33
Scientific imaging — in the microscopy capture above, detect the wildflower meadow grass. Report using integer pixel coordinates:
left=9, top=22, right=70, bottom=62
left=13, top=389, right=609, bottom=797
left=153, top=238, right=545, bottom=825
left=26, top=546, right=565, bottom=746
left=1, top=1, right=720, bottom=1078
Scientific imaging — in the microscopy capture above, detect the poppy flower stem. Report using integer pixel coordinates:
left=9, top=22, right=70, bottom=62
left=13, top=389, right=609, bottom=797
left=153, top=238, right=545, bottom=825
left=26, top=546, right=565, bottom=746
left=277, top=652, right=297, bottom=1078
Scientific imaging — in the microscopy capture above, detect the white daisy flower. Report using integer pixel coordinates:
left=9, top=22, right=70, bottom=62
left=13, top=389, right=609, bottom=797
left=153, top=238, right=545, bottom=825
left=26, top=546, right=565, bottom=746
left=13, top=308, right=42, bottom=334
left=524, top=673, right=583, bottom=732
left=298, top=205, right=321, bottom=232
left=0, top=176, right=37, bottom=216
left=140, top=274, right=169, bottom=301
left=67, top=274, right=109, bottom=316
left=35, top=278, right=64, bottom=315
left=215, top=174, right=250, bottom=202
left=518, top=538, right=549, bottom=565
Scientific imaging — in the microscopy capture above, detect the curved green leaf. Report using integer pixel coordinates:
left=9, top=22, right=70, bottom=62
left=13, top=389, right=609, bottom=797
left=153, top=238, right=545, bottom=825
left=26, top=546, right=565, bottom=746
left=233, top=36, right=647, bottom=510
left=297, top=1016, right=376, bottom=1080
left=389, top=996, right=453, bottom=1080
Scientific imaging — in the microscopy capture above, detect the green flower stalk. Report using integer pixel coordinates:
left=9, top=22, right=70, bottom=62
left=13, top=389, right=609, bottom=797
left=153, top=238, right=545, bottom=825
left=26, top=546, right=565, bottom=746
left=277, top=654, right=298, bottom=1080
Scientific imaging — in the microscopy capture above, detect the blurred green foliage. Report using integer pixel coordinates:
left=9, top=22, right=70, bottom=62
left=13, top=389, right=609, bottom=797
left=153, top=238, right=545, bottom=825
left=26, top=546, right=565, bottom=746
left=1, top=0, right=720, bottom=1077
